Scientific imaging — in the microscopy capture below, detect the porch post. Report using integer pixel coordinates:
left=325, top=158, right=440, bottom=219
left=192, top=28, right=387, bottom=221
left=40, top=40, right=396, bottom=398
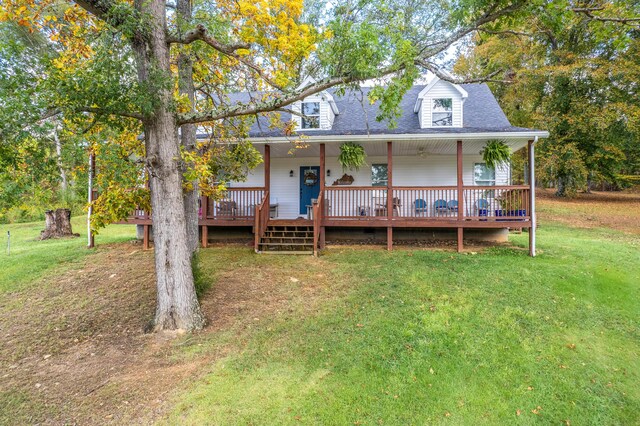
left=143, top=170, right=150, bottom=250
left=387, top=141, right=393, bottom=251
left=528, top=139, right=536, bottom=257
left=457, top=140, right=464, bottom=253
left=319, top=143, right=326, bottom=248
left=200, top=194, right=208, bottom=248
left=264, top=144, right=271, bottom=207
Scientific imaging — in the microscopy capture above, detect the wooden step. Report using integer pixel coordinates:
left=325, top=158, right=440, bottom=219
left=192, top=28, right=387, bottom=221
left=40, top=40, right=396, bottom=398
left=258, top=250, right=313, bottom=255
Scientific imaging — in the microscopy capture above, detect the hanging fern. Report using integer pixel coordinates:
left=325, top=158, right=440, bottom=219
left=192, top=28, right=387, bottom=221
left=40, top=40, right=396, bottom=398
left=338, top=142, right=367, bottom=171
left=481, top=139, right=511, bottom=170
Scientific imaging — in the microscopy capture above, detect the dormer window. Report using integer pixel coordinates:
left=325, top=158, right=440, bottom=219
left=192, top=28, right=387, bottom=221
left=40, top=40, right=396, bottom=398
left=432, top=98, right=453, bottom=126
left=301, top=102, right=320, bottom=129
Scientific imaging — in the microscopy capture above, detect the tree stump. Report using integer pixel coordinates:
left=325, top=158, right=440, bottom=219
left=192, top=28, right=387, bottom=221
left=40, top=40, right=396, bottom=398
left=40, top=209, right=79, bottom=240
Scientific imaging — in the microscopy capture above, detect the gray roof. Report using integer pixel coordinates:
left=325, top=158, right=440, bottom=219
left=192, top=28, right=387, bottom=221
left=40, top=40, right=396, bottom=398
left=212, top=83, right=542, bottom=138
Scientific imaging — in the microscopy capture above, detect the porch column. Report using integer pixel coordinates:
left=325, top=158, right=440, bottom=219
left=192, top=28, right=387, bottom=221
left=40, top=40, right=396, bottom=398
left=200, top=194, right=208, bottom=248
left=264, top=144, right=271, bottom=206
left=143, top=169, right=150, bottom=250
left=457, top=140, right=464, bottom=253
left=319, top=143, right=326, bottom=248
left=387, top=141, right=393, bottom=251
left=528, top=139, right=536, bottom=257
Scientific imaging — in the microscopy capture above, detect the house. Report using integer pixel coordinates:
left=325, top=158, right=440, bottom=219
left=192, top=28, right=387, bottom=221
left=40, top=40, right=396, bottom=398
left=129, top=76, right=548, bottom=255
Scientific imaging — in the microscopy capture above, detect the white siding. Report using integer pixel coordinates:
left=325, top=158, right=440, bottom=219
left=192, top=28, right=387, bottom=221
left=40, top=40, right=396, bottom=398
left=420, top=80, right=464, bottom=128
left=228, top=153, right=510, bottom=219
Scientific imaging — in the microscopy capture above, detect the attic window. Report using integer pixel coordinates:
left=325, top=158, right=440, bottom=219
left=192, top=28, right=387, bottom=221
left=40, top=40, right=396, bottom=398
left=432, top=98, right=453, bottom=126
left=301, top=102, right=320, bottom=129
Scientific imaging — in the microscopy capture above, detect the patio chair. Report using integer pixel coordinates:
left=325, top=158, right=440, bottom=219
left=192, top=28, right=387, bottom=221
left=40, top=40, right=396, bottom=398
left=374, top=197, right=401, bottom=216
left=475, top=199, right=489, bottom=218
left=414, top=199, right=428, bottom=216
left=447, top=200, right=458, bottom=213
left=216, top=200, right=238, bottom=218
left=434, top=199, right=448, bottom=215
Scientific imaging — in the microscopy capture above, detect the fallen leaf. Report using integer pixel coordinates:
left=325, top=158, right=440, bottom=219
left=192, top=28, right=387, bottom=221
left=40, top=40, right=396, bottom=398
left=516, top=409, right=521, bottom=416
left=566, top=343, right=576, bottom=350
left=444, top=412, right=451, bottom=417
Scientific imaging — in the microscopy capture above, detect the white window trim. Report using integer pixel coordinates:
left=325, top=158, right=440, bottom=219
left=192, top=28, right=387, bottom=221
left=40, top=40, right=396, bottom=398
left=301, top=101, right=321, bottom=130
left=431, top=97, right=454, bottom=127
left=474, top=162, right=496, bottom=186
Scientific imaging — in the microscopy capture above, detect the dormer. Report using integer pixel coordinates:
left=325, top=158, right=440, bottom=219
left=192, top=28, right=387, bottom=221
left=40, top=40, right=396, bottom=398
left=414, top=77, right=468, bottom=128
left=292, top=77, right=339, bottom=131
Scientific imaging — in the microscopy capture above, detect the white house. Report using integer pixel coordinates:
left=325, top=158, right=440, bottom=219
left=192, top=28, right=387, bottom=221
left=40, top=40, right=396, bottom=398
left=130, top=76, right=549, bottom=255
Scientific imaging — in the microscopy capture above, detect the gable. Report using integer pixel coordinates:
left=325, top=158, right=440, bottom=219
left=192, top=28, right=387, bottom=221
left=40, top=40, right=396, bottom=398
left=415, top=78, right=467, bottom=128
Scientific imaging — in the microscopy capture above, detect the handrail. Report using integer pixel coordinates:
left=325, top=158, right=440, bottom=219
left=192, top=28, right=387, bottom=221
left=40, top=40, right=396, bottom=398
left=312, top=192, right=323, bottom=256
left=254, top=190, right=270, bottom=252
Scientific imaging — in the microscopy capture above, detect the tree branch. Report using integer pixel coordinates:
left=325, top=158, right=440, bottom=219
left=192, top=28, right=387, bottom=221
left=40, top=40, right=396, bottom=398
left=166, top=24, right=249, bottom=53
left=420, top=1, right=528, bottom=57
left=418, top=61, right=513, bottom=84
left=571, top=7, right=640, bottom=25
left=178, top=74, right=360, bottom=125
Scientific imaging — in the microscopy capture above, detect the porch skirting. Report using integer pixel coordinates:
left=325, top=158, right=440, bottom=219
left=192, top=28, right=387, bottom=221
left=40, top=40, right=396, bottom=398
left=181, top=225, right=511, bottom=245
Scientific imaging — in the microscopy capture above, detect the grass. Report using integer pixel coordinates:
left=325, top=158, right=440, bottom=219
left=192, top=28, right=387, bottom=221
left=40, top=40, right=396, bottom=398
left=0, top=194, right=639, bottom=424
left=165, top=225, right=640, bottom=425
left=0, top=216, right=136, bottom=293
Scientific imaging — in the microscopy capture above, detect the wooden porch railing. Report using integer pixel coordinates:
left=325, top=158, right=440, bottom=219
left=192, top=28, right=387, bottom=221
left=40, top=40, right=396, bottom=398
left=464, top=186, right=530, bottom=220
left=324, top=185, right=531, bottom=221
left=203, top=187, right=265, bottom=220
left=254, top=191, right=270, bottom=252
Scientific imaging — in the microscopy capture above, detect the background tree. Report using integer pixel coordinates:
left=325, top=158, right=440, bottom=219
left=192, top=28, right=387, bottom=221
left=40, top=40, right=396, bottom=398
left=454, top=1, right=640, bottom=196
left=2, top=0, right=593, bottom=330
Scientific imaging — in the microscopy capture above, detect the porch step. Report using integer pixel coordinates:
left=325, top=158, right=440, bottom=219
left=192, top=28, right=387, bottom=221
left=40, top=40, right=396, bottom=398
left=257, top=224, right=314, bottom=255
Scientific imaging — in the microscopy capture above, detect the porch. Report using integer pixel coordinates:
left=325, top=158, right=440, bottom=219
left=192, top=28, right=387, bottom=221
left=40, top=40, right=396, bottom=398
left=127, top=137, right=538, bottom=255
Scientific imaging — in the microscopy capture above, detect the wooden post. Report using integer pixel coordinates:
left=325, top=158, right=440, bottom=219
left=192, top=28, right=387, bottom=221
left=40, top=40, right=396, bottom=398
left=528, top=139, right=536, bottom=257
left=201, top=225, right=208, bottom=248
left=457, top=140, right=464, bottom=253
left=87, top=151, right=95, bottom=249
left=143, top=224, right=150, bottom=250
left=264, top=144, right=271, bottom=208
left=319, top=143, right=326, bottom=249
left=387, top=141, right=393, bottom=251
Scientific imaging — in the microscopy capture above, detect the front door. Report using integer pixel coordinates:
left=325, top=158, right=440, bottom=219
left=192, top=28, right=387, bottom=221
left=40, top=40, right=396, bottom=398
left=299, top=166, right=320, bottom=215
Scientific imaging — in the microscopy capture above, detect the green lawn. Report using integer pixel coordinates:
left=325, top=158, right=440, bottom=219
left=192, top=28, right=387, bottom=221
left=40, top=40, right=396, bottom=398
left=0, top=214, right=638, bottom=424
left=165, top=225, right=640, bottom=425
left=0, top=217, right=136, bottom=293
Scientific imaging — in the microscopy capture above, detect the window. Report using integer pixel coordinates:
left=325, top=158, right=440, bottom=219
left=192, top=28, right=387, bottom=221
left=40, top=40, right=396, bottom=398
left=432, top=98, right=453, bottom=126
left=301, top=102, right=320, bottom=129
left=474, top=163, right=496, bottom=186
left=371, top=164, right=388, bottom=187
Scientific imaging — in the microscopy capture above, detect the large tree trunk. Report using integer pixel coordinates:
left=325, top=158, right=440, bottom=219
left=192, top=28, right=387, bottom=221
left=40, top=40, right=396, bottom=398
left=177, top=0, right=200, bottom=255
left=40, top=209, right=78, bottom=239
left=134, top=0, right=204, bottom=331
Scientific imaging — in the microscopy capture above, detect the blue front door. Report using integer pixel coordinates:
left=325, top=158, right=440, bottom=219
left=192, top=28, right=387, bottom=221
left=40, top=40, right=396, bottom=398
left=299, top=166, right=320, bottom=215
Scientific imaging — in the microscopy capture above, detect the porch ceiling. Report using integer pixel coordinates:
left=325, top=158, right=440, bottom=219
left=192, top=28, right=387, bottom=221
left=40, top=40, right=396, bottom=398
left=254, top=138, right=530, bottom=158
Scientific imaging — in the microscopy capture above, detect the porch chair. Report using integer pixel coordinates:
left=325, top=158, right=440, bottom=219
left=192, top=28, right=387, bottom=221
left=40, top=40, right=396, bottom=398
left=434, top=199, right=448, bottom=215
left=475, top=199, right=489, bottom=220
left=216, top=200, right=238, bottom=218
left=447, top=200, right=458, bottom=213
left=414, top=199, right=428, bottom=217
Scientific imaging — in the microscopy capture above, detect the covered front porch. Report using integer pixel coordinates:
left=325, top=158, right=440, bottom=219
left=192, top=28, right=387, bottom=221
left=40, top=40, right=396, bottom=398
left=188, top=136, right=538, bottom=255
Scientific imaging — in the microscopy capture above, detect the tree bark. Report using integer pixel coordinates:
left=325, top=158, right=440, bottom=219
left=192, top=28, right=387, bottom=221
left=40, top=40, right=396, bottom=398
left=133, top=0, right=204, bottom=331
left=40, top=209, right=78, bottom=239
left=177, top=0, right=200, bottom=255
left=53, top=129, right=68, bottom=192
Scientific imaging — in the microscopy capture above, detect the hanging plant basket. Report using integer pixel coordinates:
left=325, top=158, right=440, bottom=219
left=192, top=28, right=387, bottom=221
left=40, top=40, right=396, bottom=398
left=338, top=142, right=367, bottom=171
left=481, top=139, right=511, bottom=170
